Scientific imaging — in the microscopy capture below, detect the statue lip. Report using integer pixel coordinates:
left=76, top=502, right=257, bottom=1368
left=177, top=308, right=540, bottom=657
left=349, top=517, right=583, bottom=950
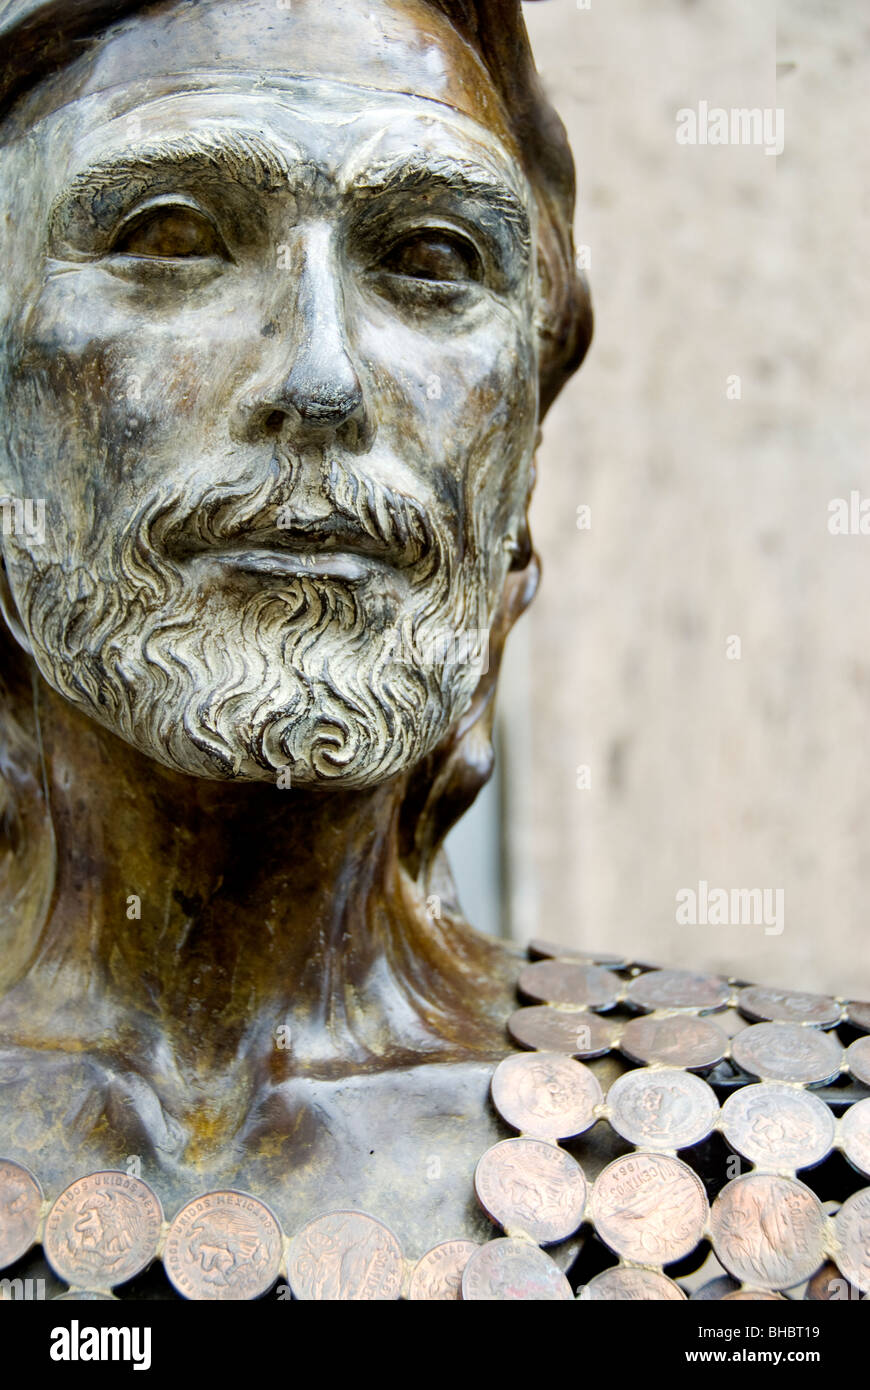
left=213, top=545, right=379, bottom=584
left=174, top=513, right=426, bottom=572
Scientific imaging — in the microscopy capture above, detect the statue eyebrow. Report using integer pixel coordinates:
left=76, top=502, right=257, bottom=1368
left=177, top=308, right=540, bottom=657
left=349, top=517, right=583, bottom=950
left=346, top=152, right=532, bottom=265
left=51, top=128, right=303, bottom=227
left=50, top=130, right=532, bottom=269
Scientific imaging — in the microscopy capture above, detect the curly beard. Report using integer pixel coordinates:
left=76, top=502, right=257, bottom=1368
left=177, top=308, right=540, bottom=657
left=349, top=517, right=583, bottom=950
left=5, top=457, right=498, bottom=786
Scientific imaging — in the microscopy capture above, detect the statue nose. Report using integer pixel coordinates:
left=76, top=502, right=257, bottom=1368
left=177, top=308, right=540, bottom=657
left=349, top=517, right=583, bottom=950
left=232, top=226, right=371, bottom=448
left=268, top=361, right=365, bottom=431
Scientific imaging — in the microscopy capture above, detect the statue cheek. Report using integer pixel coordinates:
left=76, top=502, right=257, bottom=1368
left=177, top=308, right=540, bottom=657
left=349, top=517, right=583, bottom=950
left=7, top=307, right=230, bottom=499
left=4, top=336, right=155, bottom=495
left=11, top=270, right=239, bottom=440
left=351, top=305, right=535, bottom=463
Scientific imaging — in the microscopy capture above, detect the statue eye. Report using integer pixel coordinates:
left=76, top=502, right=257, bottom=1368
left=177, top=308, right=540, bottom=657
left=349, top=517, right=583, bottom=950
left=110, top=205, right=225, bottom=259
left=380, top=230, right=483, bottom=284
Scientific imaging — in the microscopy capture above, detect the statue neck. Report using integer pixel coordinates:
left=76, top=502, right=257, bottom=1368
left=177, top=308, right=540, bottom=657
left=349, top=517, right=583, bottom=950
left=0, top=657, right=514, bottom=1072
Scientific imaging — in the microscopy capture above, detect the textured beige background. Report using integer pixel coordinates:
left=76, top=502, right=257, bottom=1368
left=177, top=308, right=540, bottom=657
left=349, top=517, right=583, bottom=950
left=495, top=0, right=870, bottom=995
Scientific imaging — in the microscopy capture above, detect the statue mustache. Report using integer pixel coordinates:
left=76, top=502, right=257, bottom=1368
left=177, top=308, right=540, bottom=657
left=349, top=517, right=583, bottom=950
left=148, top=452, right=446, bottom=580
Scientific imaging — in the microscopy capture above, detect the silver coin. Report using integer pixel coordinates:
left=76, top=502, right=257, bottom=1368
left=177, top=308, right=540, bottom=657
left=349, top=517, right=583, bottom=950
left=164, top=1190, right=282, bottom=1301
left=491, top=1051, right=602, bottom=1141
left=841, top=1098, right=870, bottom=1178
left=846, top=1001, right=870, bottom=1033
left=408, top=1240, right=478, bottom=1301
left=0, top=1159, right=43, bottom=1268
left=846, top=1036, right=870, bottom=1087
left=606, top=1068, right=719, bottom=1150
left=833, top=1187, right=870, bottom=1293
left=507, top=1006, right=615, bottom=1059
left=461, top=1238, right=573, bottom=1300
left=287, top=1211, right=404, bottom=1301
left=626, top=969, right=730, bottom=1013
left=720, top=1083, right=836, bottom=1171
left=44, top=1172, right=163, bottom=1290
left=517, top=960, right=622, bottom=1010
left=737, top=985, right=841, bottom=1029
left=591, top=1152, right=709, bottom=1265
left=730, top=1021, right=844, bottom=1085
left=474, top=1138, right=587, bottom=1245
left=578, top=1266, right=685, bottom=1300
left=711, top=1174, right=827, bottom=1290
left=619, top=1014, right=728, bottom=1071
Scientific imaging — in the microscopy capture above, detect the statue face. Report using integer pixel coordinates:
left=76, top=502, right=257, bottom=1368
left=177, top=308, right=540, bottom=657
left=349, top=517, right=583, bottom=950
left=0, top=0, right=538, bottom=785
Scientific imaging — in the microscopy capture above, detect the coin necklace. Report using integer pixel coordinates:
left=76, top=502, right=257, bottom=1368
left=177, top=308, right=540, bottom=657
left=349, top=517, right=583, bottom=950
left=488, top=943, right=870, bottom=1301
left=2, top=941, right=870, bottom=1300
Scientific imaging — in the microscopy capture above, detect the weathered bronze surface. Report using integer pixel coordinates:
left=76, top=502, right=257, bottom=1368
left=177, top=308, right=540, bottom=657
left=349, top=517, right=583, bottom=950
left=0, top=0, right=593, bottom=1274
left=3, top=951, right=870, bottom=1298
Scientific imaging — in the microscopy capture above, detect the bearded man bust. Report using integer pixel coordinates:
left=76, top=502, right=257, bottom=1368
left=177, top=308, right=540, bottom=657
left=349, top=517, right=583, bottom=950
left=0, top=0, right=868, bottom=1303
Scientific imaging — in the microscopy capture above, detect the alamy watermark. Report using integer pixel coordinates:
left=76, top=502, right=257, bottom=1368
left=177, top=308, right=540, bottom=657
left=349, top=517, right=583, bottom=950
left=676, top=880, right=784, bottom=936
left=828, top=491, right=870, bottom=535
left=1, top=1276, right=46, bottom=1300
left=0, top=495, right=45, bottom=545
left=50, top=1323, right=151, bottom=1371
left=675, top=103, right=784, bottom=157
left=384, top=626, right=490, bottom=676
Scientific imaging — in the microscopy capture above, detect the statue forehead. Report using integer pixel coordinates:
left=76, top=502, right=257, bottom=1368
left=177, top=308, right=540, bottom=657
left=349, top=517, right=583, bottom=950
left=51, top=82, right=528, bottom=207
left=15, top=0, right=519, bottom=156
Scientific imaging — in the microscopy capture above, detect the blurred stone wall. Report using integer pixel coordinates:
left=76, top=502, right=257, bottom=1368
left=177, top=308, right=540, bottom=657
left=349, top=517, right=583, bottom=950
left=496, top=0, right=870, bottom=995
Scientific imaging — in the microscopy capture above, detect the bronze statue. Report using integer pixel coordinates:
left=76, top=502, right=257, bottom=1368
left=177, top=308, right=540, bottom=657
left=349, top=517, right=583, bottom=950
left=0, top=0, right=867, bottom=1301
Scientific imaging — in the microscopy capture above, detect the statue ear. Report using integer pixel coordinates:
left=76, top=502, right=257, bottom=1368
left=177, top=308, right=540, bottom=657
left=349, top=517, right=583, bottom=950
left=399, top=550, right=539, bottom=884
left=0, top=551, right=33, bottom=655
